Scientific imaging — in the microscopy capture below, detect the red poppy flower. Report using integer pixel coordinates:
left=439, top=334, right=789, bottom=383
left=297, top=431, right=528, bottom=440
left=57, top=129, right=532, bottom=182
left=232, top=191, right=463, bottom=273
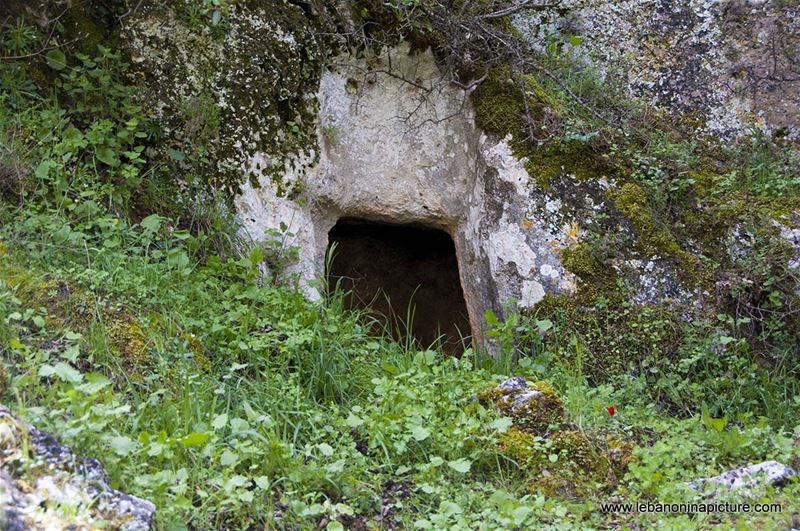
left=607, top=406, right=616, bottom=416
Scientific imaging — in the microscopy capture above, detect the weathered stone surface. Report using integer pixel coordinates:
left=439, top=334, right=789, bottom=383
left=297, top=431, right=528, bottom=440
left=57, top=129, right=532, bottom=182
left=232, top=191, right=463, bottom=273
left=687, top=460, right=797, bottom=496
left=123, top=0, right=324, bottom=193
left=0, top=406, right=155, bottom=530
left=236, top=45, right=576, bottom=344
left=776, top=216, right=800, bottom=294
left=477, top=378, right=564, bottom=434
left=516, top=0, right=800, bottom=140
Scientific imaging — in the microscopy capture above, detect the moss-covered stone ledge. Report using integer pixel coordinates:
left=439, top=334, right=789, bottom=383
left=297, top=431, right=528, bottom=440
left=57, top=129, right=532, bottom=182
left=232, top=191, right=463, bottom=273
left=121, top=0, right=329, bottom=196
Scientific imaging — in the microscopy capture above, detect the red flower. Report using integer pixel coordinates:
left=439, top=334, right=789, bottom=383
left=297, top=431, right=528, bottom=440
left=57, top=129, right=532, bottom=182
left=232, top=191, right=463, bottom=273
left=607, top=406, right=616, bottom=416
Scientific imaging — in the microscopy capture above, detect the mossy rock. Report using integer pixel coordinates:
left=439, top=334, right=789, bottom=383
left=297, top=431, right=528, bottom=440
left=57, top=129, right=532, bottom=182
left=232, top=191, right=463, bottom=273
left=608, top=182, right=700, bottom=279
left=498, top=426, right=545, bottom=467
left=495, top=424, right=637, bottom=497
left=472, top=68, right=530, bottom=140
left=107, top=316, right=152, bottom=376
left=478, top=378, right=563, bottom=434
left=122, top=0, right=326, bottom=197
left=525, top=141, right=608, bottom=189
left=0, top=265, right=97, bottom=333
left=560, top=242, right=613, bottom=286
left=551, top=429, right=607, bottom=474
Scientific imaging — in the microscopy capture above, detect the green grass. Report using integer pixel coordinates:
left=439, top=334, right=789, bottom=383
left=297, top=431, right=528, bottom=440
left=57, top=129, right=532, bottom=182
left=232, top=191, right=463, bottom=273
left=1, top=207, right=798, bottom=529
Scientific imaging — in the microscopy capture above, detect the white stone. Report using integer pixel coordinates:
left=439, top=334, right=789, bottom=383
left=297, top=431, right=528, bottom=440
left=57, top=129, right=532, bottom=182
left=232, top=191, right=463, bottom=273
left=236, top=46, right=574, bottom=346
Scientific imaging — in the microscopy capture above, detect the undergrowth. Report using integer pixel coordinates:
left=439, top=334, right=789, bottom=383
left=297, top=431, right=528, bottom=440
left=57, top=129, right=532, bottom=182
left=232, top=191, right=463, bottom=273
left=1, top=5, right=799, bottom=530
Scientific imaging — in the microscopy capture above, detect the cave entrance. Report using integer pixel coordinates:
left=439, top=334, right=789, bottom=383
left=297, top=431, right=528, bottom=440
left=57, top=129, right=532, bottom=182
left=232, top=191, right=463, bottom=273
left=326, top=218, right=472, bottom=354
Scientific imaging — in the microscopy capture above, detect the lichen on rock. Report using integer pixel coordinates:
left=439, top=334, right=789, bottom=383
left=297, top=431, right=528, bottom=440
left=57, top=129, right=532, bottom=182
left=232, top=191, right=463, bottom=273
left=481, top=378, right=635, bottom=497
left=122, top=0, right=326, bottom=196
left=0, top=405, right=156, bottom=530
left=478, top=377, right=563, bottom=434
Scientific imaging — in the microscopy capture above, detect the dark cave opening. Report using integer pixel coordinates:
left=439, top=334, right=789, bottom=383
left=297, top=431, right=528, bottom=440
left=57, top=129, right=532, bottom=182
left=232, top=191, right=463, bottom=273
left=326, top=218, right=472, bottom=354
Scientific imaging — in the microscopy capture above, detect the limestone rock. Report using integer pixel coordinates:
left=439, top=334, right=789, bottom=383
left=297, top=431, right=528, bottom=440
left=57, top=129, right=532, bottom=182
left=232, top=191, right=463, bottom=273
left=687, top=460, right=797, bottom=496
left=236, top=45, right=575, bottom=345
left=0, top=405, right=156, bottom=530
left=516, top=0, right=800, bottom=140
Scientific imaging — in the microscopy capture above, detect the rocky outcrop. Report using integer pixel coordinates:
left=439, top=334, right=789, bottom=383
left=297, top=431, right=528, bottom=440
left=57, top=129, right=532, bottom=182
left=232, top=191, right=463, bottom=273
left=516, top=0, right=800, bottom=140
left=687, top=460, right=797, bottom=496
left=122, top=0, right=332, bottom=195
left=236, top=45, right=576, bottom=344
left=0, top=406, right=155, bottom=530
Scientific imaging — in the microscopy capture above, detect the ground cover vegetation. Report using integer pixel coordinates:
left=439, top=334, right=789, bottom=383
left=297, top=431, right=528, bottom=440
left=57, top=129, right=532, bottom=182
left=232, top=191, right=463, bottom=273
left=1, top=0, right=799, bottom=529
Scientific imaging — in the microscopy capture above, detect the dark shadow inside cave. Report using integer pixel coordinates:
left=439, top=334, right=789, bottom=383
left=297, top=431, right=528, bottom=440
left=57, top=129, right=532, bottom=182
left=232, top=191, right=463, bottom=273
left=326, top=218, right=472, bottom=354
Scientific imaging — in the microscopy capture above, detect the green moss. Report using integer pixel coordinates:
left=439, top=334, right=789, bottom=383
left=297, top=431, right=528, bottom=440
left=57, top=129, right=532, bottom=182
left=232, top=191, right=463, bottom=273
left=0, top=265, right=96, bottom=333
left=107, top=318, right=151, bottom=374
left=0, top=360, right=8, bottom=398
left=609, top=182, right=700, bottom=279
left=560, top=243, right=610, bottom=285
left=183, top=330, right=211, bottom=372
left=498, top=427, right=545, bottom=467
left=472, top=69, right=608, bottom=189
left=552, top=429, right=606, bottom=474
left=494, top=424, right=636, bottom=498
left=525, top=142, right=604, bottom=188
left=606, top=433, right=636, bottom=475
left=62, top=2, right=107, bottom=53
left=472, top=68, right=529, bottom=139
left=478, top=380, right=563, bottom=434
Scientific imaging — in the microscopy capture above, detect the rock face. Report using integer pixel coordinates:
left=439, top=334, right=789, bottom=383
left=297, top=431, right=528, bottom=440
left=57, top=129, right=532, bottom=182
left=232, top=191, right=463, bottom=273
left=122, top=0, right=327, bottom=194
left=236, top=45, right=576, bottom=344
left=687, top=460, right=797, bottom=496
left=0, top=406, right=156, bottom=530
left=516, top=0, right=800, bottom=140
left=103, top=1, right=798, bottom=345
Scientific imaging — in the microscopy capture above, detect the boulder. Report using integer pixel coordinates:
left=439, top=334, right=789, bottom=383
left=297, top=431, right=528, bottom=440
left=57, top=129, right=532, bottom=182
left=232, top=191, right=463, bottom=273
left=478, top=377, right=564, bottom=434
left=0, top=406, right=155, bottom=530
left=687, top=460, right=797, bottom=497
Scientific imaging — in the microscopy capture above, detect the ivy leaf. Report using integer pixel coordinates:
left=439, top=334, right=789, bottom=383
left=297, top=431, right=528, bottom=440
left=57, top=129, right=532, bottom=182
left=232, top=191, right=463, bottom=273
left=345, top=413, right=364, bottom=428
left=140, top=214, right=162, bottom=233
left=167, top=249, right=190, bottom=270
left=95, top=146, right=120, bottom=167
left=45, top=49, right=67, bottom=70
left=447, top=459, right=471, bottom=474
left=180, top=432, right=210, bottom=447
left=489, top=416, right=513, bottom=433
left=76, top=373, right=112, bottom=395
left=39, top=362, right=83, bottom=384
left=109, top=435, right=137, bottom=456
left=220, top=449, right=238, bottom=466
left=411, top=425, right=431, bottom=442
left=318, top=443, right=334, bottom=457
left=212, top=413, right=228, bottom=430
left=34, top=160, right=52, bottom=180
